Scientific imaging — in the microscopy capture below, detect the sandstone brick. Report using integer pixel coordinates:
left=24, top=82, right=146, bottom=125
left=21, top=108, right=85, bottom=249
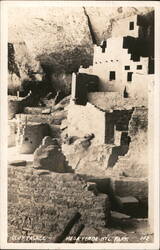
left=116, top=196, right=139, bottom=204
left=41, top=108, right=51, bottom=114
left=9, top=160, right=27, bottom=166
left=111, top=211, right=131, bottom=220
left=24, top=107, right=46, bottom=114
left=35, top=170, right=51, bottom=176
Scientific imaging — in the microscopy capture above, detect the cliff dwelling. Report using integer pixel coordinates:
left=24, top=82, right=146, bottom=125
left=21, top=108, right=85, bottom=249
left=5, top=6, right=156, bottom=245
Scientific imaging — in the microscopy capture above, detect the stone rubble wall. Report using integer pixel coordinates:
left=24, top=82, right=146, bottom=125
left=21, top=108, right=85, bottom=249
left=129, top=107, right=148, bottom=136
left=8, top=167, right=110, bottom=242
left=111, top=107, right=148, bottom=178
left=62, top=142, right=113, bottom=177
left=33, top=136, right=71, bottom=172
left=16, top=122, right=50, bottom=154
left=8, top=97, right=24, bottom=119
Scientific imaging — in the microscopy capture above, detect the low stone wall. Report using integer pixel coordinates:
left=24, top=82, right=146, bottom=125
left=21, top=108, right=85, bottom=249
left=15, top=108, right=67, bottom=138
left=8, top=97, right=24, bottom=119
left=8, top=119, right=17, bottom=147
left=16, top=122, right=50, bottom=154
left=8, top=166, right=110, bottom=243
left=24, top=107, right=49, bottom=114
left=88, top=92, right=147, bottom=111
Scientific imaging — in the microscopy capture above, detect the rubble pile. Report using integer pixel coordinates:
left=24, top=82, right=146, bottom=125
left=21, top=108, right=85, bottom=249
left=33, top=136, right=71, bottom=172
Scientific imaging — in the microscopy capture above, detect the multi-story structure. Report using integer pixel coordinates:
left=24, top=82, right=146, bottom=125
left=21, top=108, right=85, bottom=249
left=68, top=11, right=154, bottom=145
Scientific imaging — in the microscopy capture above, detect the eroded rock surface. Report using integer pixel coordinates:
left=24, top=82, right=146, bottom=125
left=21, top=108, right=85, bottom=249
left=8, top=7, right=153, bottom=93
left=33, top=136, right=71, bottom=172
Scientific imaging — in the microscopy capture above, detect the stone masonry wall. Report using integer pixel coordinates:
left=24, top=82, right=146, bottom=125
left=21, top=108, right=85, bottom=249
left=8, top=166, right=110, bottom=243
left=8, top=97, right=24, bottom=119
left=91, top=37, right=149, bottom=93
left=129, top=107, right=148, bottom=136
left=62, top=143, right=113, bottom=177
left=112, top=107, right=148, bottom=178
left=8, top=119, right=17, bottom=147
left=8, top=7, right=153, bottom=94
left=88, top=92, right=147, bottom=111
left=67, top=102, right=106, bottom=145
left=129, top=74, right=154, bottom=100
left=16, top=122, right=50, bottom=154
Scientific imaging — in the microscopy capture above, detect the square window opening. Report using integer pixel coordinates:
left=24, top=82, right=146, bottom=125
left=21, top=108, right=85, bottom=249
left=125, top=66, right=130, bottom=70
left=137, top=65, right=142, bottom=70
left=109, top=71, right=116, bottom=81
left=129, top=22, right=134, bottom=30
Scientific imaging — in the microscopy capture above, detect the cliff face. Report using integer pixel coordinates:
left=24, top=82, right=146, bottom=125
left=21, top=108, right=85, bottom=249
left=8, top=6, right=153, bottom=94
left=83, top=7, right=153, bottom=42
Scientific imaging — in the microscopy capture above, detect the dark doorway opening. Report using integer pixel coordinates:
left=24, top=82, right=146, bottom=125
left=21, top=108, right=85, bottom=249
left=127, top=72, right=133, bottom=82
left=129, top=21, right=134, bottom=30
left=107, top=132, right=131, bottom=168
left=123, top=86, right=128, bottom=98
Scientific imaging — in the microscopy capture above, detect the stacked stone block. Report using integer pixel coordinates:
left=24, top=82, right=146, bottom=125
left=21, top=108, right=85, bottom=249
left=8, top=166, right=110, bottom=243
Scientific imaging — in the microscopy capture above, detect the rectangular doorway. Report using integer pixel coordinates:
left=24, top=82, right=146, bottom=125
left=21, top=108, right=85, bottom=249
left=127, top=72, right=133, bottom=82
left=109, top=71, right=116, bottom=81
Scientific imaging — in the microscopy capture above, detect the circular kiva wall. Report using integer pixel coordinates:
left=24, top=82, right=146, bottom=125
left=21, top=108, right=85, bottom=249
left=16, top=122, right=50, bottom=154
left=8, top=98, right=24, bottom=120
